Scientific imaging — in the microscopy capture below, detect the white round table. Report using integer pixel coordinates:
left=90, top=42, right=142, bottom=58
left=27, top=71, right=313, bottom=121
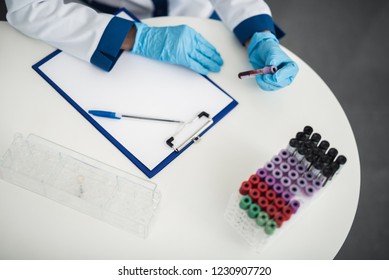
left=0, top=17, right=360, bottom=259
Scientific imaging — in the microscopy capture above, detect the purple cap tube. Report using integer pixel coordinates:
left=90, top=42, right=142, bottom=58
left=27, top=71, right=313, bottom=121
left=297, top=177, right=307, bottom=189
left=287, top=156, right=298, bottom=167
left=280, top=176, right=292, bottom=188
left=272, top=168, right=283, bottom=180
left=304, top=186, right=316, bottom=197
left=290, top=199, right=301, bottom=213
left=279, top=149, right=291, bottom=160
left=289, top=184, right=300, bottom=195
left=271, top=155, right=283, bottom=166
left=304, top=171, right=315, bottom=181
left=280, top=162, right=291, bottom=173
left=288, top=170, right=299, bottom=182
left=295, top=163, right=306, bottom=174
left=312, top=179, right=323, bottom=189
left=282, top=191, right=293, bottom=203
left=265, top=175, right=276, bottom=187
left=264, top=161, right=275, bottom=172
left=273, top=183, right=284, bottom=195
left=256, top=167, right=268, bottom=179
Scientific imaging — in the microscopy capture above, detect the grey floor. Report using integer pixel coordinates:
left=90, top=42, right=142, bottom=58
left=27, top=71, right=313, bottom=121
left=1, top=0, right=388, bottom=259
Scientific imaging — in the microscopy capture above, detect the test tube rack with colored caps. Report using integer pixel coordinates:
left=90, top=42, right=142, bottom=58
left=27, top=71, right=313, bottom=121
left=224, top=125, right=347, bottom=252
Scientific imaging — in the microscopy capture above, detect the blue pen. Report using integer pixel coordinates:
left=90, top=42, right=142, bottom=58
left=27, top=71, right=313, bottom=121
left=88, top=110, right=184, bottom=124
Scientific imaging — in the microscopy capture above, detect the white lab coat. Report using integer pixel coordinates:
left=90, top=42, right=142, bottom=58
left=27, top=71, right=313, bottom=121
left=5, top=0, right=275, bottom=71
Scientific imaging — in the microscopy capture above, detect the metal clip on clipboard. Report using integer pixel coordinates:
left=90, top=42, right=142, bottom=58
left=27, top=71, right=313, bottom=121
left=166, top=111, right=213, bottom=152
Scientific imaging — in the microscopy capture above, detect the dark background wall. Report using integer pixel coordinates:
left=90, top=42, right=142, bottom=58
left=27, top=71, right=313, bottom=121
left=269, top=0, right=389, bottom=259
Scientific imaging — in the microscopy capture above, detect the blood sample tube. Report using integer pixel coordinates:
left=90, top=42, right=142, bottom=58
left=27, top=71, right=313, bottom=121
left=258, top=181, right=269, bottom=194
left=265, top=175, right=276, bottom=188
left=280, top=176, right=292, bottom=188
left=326, top=147, right=338, bottom=161
left=303, top=125, right=313, bottom=137
left=257, top=196, right=269, bottom=210
left=256, top=211, right=270, bottom=227
left=280, top=162, right=291, bottom=173
left=265, top=220, right=278, bottom=235
left=272, top=168, right=283, bottom=180
left=274, top=212, right=286, bottom=227
left=287, top=156, right=298, bottom=167
left=248, top=188, right=260, bottom=202
left=289, top=199, right=300, bottom=213
left=273, top=183, right=284, bottom=196
left=249, top=174, right=260, bottom=188
left=279, top=149, right=291, bottom=160
left=248, top=203, right=261, bottom=218
left=274, top=197, right=286, bottom=210
left=282, top=205, right=293, bottom=220
left=335, top=155, right=347, bottom=174
left=287, top=138, right=299, bottom=155
left=281, top=190, right=293, bottom=203
left=271, top=155, right=282, bottom=166
left=265, top=189, right=276, bottom=202
left=239, top=195, right=252, bottom=210
left=266, top=204, right=277, bottom=218
left=318, top=140, right=330, bottom=153
left=256, top=168, right=267, bottom=180
left=264, top=161, right=275, bottom=172
left=296, top=131, right=308, bottom=141
left=309, top=133, right=321, bottom=146
left=239, top=181, right=252, bottom=195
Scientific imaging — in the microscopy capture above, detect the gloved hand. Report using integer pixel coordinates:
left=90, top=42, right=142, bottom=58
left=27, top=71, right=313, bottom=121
left=131, top=22, right=223, bottom=75
left=247, top=32, right=298, bottom=91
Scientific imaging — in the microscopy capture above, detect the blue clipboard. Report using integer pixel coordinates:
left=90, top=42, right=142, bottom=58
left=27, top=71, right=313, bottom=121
left=32, top=9, right=238, bottom=178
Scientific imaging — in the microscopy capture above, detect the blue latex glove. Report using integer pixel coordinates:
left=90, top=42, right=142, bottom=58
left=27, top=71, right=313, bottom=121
left=131, top=22, right=223, bottom=75
left=248, top=32, right=298, bottom=91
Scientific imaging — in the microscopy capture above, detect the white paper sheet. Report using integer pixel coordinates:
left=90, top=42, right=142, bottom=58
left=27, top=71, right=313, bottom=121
left=35, top=11, right=237, bottom=177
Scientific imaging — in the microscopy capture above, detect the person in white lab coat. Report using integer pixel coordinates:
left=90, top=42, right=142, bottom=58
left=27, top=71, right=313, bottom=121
left=5, top=0, right=298, bottom=91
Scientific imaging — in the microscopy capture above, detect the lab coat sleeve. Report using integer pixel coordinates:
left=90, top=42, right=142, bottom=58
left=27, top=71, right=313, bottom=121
left=209, top=0, right=280, bottom=44
left=5, top=0, right=134, bottom=71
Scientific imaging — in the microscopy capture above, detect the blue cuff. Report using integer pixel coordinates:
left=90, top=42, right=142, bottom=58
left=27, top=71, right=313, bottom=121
left=233, top=14, right=278, bottom=45
left=90, top=17, right=134, bottom=71
left=274, top=24, right=286, bottom=39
